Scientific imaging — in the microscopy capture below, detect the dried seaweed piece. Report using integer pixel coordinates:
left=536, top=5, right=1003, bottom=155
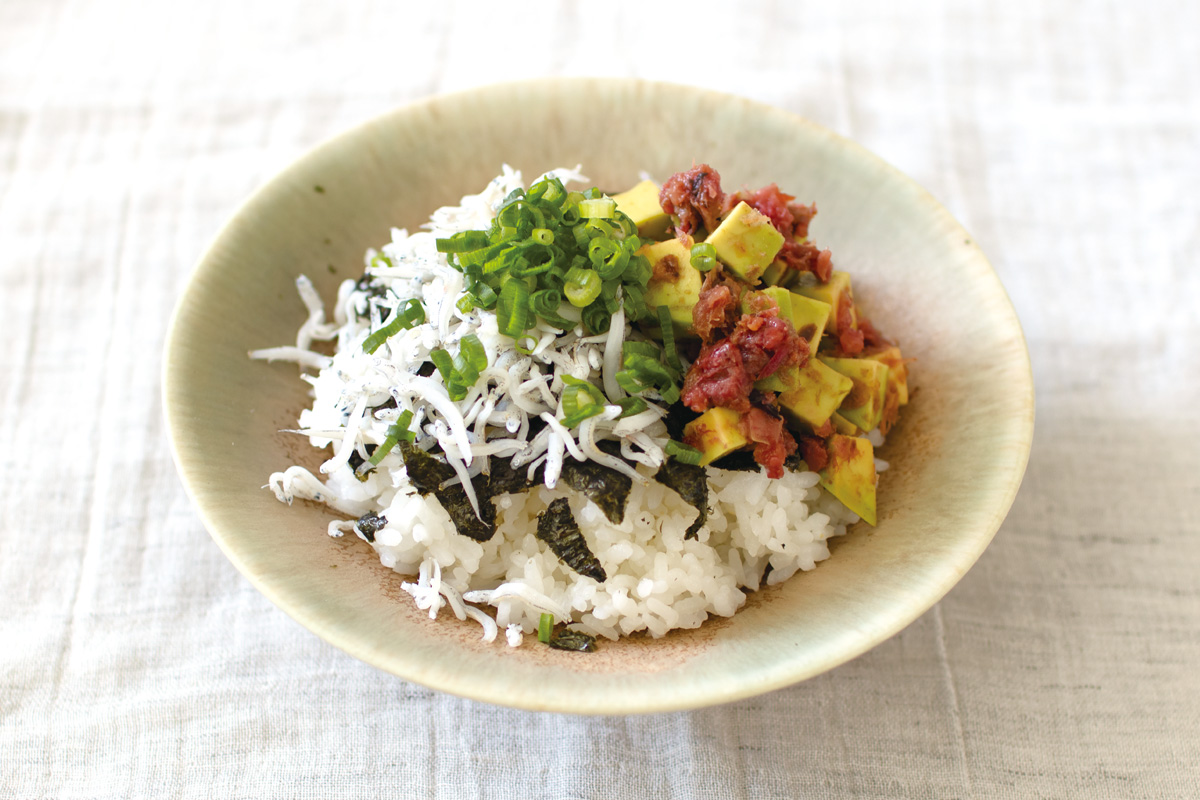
left=487, top=456, right=544, bottom=496
left=397, top=441, right=496, bottom=542
left=396, top=441, right=455, bottom=494
left=548, top=628, right=598, bottom=653
left=654, top=460, right=709, bottom=539
left=711, top=449, right=760, bottom=472
left=354, top=511, right=388, bottom=543
left=663, top=400, right=698, bottom=442
left=434, top=474, right=496, bottom=542
left=536, top=497, right=607, bottom=582
left=559, top=459, right=632, bottom=524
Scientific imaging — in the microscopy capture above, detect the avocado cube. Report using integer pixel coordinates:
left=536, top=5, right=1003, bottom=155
left=760, top=236, right=809, bottom=288
left=819, top=434, right=877, bottom=525
left=740, top=286, right=795, bottom=321
left=641, top=238, right=704, bottom=334
left=741, top=287, right=830, bottom=349
left=613, top=179, right=670, bottom=240
left=865, top=345, right=909, bottom=406
left=748, top=288, right=835, bottom=393
left=682, top=407, right=747, bottom=466
left=774, top=359, right=854, bottom=430
left=796, top=270, right=855, bottom=337
left=819, top=356, right=889, bottom=432
left=706, top=201, right=784, bottom=285
left=789, top=293, right=832, bottom=351
left=831, top=412, right=860, bottom=436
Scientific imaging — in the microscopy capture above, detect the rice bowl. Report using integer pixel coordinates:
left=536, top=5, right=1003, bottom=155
left=164, top=79, right=1033, bottom=713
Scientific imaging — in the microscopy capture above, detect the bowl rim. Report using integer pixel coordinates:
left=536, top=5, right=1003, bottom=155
left=163, top=76, right=1034, bottom=713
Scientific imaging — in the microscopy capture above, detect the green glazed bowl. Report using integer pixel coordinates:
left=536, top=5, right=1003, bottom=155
left=164, top=78, right=1033, bottom=714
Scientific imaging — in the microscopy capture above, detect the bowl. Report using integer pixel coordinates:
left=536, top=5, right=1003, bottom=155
left=163, top=78, right=1033, bottom=714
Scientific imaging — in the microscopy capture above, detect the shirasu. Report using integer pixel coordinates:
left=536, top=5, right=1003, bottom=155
left=253, top=165, right=680, bottom=642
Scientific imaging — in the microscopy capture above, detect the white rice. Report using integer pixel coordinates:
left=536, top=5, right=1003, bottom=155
left=254, top=166, right=859, bottom=645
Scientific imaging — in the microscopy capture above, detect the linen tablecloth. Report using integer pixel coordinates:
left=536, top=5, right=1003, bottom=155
left=3, top=1, right=1198, bottom=797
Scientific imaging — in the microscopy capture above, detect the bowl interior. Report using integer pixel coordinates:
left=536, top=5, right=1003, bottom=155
left=164, top=79, right=1033, bottom=713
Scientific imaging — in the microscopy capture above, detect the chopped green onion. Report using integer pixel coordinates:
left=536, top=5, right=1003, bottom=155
left=656, top=306, right=683, bottom=373
left=589, top=237, right=629, bottom=280
left=613, top=396, right=648, bottom=418
left=454, top=334, right=488, bottom=386
left=560, top=375, right=606, bottom=428
left=581, top=303, right=612, bottom=335
left=690, top=241, right=717, bottom=272
left=621, top=283, right=648, bottom=321
left=623, top=341, right=662, bottom=359
left=616, top=340, right=683, bottom=406
left=429, top=348, right=455, bottom=385
left=369, top=410, right=415, bottom=465
left=530, top=289, right=573, bottom=330
left=665, top=440, right=703, bottom=465
left=623, top=254, right=652, bottom=286
left=437, top=175, right=654, bottom=338
left=497, top=278, right=531, bottom=338
left=564, top=267, right=602, bottom=307
left=613, top=211, right=638, bottom=239
left=538, top=612, right=553, bottom=643
left=578, top=198, right=616, bottom=219
left=436, top=230, right=489, bottom=253
left=362, top=299, right=426, bottom=353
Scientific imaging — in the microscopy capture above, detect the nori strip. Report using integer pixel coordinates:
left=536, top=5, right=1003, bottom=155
left=435, top=474, right=496, bottom=542
left=354, top=511, right=388, bottom=543
left=662, top=401, right=698, bottom=442
left=548, top=628, right=598, bottom=653
left=396, top=441, right=455, bottom=494
left=536, top=497, right=607, bottom=582
left=487, top=456, right=544, bottom=496
left=559, top=458, right=632, bottom=524
left=397, top=441, right=496, bottom=542
left=654, top=459, right=709, bottom=539
left=711, top=449, right=760, bottom=472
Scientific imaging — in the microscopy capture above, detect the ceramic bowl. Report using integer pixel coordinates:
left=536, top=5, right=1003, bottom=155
left=164, top=78, right=1033, bottom=714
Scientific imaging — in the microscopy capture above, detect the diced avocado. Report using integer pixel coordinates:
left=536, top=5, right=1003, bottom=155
left=706, top=201, right=785, bottom=285
left=819, top=434, right=877, bottom=525
left=741, top=286, right=796, bottom=323
left=819, top=356, right=889, bottom=433
left=796, top=270, right=855, bottom=337
left=774, top=359, right=854, bottom=430
left=746, top=288, right=834, bottom=393
left=759, top=236, right=811, bottom=288
left=864, top=345, right=908, bottom=435
left=831, top=412, right=859, bottom=436
left=612, top=179, right=670, bottom=240
left=640, top=238, right=704, bottom=333
left=759, top=259, right=787, bottom=286
left=865, top=345, right=909, bottom=406
left=740, top=285, right=830, bottom=348
left=789, top=293, right=831, bottom=351
left=682, top=407, right=748, bottom=466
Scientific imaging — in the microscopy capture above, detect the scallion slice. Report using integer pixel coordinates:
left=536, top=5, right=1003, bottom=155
left=665, top=439, right=703, bottom=465
left=564, top=267, right=602, bottom=307
left=690, top=241, right=717, bottom=272
left=656, top=305, right=684, bottom=373
left=369, top=410, right=415, bottom=465
left=578, top=198, right=616, bottom=219
left=362, top=299, right=426, bottom=354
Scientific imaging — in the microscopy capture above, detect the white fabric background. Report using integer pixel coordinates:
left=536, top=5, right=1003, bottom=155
left=2, top=1, right=1198, bottom=797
